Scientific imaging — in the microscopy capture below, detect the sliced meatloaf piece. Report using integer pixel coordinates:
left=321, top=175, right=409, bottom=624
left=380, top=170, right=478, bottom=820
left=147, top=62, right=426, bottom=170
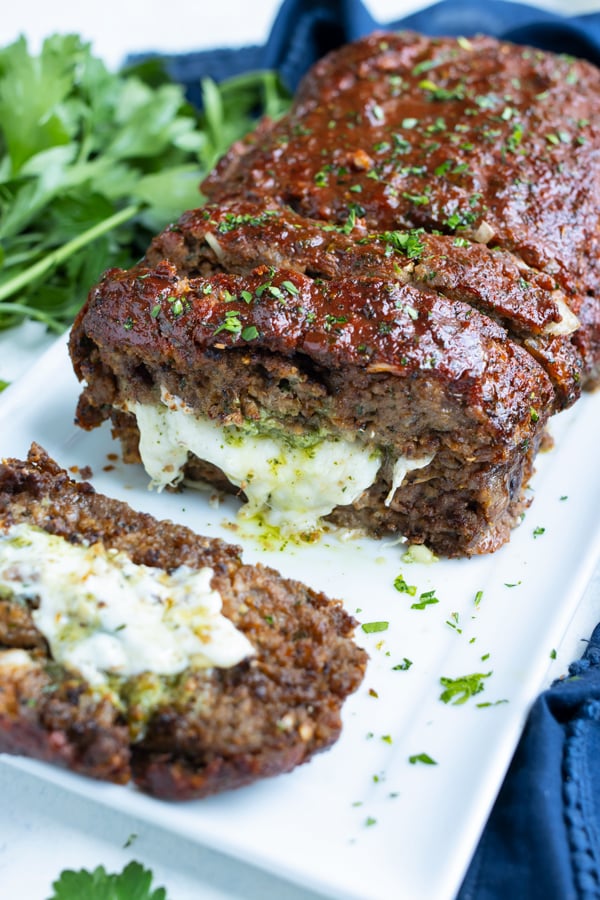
left=0, top=444, right=366, bottom=799
left=69, top=31, right=599, bottom=557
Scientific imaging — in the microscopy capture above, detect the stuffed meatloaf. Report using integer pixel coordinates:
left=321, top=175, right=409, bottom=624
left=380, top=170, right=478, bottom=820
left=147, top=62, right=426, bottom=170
left=0, top=445, right=366, bottom=799
left=70, top=32, right=600, bottom=557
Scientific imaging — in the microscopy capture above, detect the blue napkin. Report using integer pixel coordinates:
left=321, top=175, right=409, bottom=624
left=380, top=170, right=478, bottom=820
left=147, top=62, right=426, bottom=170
left=155, top=0, right=600, bottom=100
left=131, top=3, right=600, bottom=896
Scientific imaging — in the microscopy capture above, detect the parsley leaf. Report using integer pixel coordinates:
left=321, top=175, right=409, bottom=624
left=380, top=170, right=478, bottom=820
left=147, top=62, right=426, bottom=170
left=49, top=861, right=167, bottom=900
left=439, top=671, right=492, bottom=705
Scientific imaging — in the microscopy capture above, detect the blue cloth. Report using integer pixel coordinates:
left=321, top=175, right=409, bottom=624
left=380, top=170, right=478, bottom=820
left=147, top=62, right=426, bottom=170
left=148, top=0, right=600, bottom=101
left=459, top=626, right=600, bottom=899
left=130, top=3, right=600, bottom=896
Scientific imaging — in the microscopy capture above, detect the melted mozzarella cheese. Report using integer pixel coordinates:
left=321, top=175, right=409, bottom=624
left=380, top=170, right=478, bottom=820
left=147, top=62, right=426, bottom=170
left=385, top=454, right=435, bottom=506
left=0, top=524, right=253, bottom=686
left=131, top=391, right=383, bottom=534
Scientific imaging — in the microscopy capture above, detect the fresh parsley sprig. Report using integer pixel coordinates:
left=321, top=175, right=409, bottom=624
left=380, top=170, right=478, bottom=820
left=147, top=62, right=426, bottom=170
left=49, top=861, right=167, bottom=900
left=0, top=35, right=291, bottom=332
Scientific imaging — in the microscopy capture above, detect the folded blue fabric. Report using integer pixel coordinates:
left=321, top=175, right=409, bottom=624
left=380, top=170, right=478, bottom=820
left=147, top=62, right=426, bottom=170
left=459, top=625, right=600, bottom=899
left=130, top=3, right=600, bottom=896
left=152, top=0, right=600, bottom=101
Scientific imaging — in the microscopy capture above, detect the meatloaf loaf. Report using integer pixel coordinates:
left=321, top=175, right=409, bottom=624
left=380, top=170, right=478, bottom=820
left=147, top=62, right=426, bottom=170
left=70, top=32, right=600, bottom=557
left=0, top=444, right=366, bottom=799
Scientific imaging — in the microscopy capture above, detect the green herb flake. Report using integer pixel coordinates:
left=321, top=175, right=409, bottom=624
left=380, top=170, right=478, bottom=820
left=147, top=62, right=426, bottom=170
left=402, top=190, right=430, bottom=206
left=533, top=526, right=546, bottom=538
left=392, top=657, right=413, bottom=671
left=150, top=304, right=161, bottom=319
left=375, top=229, right=425, bottom=259
left=364, top=816, right=377, bottom=827
left=393, top=574, right=417, bottom=596
left=0, top=380, right=10, bottom=392
left=411, top=590, right=439, bottom=610
left=214, top=309, right=242, bottom=337
left=550, top=648, right=557, bottom=660
left=362, top=621, right=390, bottom=634
left=446, top=612, right=462, bottom=633
left=241, top=325, right=259, bottom=341
left=439, top=671, right=492, bottom=705
left=408, top=753, right=437, bottom=765
left=281, top=280, right=300, bottom=295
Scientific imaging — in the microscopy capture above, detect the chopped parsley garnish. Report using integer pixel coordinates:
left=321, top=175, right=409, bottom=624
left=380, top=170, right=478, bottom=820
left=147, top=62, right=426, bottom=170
left=418, top=79, right=465, bottom=102
left=362, top=621, right=390, bottom=634
left=215, top=210, right=279, bottom=233
left=439, top=671, right=492, bottom=705
left=392, top=657, right=413, bottom=671
left=446, top=612, right=462, bottom=633
left=393, top=574, right=417, bottom=595
left=533, top=526, right=546, bottom=538
left=408, top=753, right=437, bottom=765
left=402, top=190, right=430, bottom=206
left=214, top=309, right=243, bottom=336
left=411, top=590, right=439, bottom=610
left=376, top=229, right=425, bottom=259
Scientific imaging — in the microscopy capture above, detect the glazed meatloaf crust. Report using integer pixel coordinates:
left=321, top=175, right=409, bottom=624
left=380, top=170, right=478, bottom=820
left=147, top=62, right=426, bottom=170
left=70, top=32, right=600, bottom=557
left=0, top=444, right=366, bottom=799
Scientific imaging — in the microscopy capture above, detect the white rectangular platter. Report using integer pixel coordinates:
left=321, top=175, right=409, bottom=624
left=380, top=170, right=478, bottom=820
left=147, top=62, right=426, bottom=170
left=1, top=332, right=599, bottom=900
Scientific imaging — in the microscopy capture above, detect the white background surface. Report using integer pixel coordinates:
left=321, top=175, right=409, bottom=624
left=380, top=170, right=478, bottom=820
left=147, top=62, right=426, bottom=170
left=1, top=2, right=600, bottom=899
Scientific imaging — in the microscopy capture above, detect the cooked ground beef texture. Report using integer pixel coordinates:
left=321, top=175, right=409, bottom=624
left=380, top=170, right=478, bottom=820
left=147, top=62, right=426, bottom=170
left=69, top=32, right=600, bottom=557
left=0, top=444, right=367, bottom=799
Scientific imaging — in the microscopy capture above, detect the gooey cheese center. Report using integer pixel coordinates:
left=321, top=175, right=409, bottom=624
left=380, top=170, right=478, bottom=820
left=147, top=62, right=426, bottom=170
left=0, top=524, right=253, bottom=686
left=131, top=390, right=434, bottom=534
left=132, top=390, right=382, bottom=533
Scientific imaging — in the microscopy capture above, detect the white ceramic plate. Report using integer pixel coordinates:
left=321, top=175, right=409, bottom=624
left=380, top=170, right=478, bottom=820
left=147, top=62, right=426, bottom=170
left=1, top=333, right=599, bottom=900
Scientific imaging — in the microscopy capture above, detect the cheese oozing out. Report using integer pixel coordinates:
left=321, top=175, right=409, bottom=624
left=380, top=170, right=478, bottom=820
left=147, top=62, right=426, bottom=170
left=0, top=524, right=253, bottom=687
left=130, top=389, right=435, bottom=534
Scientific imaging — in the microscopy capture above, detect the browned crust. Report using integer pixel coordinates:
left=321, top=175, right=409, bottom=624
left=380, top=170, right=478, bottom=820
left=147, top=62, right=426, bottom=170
left=0, top=444, right=367, bottom=799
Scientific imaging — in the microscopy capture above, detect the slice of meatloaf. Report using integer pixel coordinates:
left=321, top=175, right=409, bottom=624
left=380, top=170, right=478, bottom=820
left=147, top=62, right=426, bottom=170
left=0, top=444, right=367, bottom=799
left=69, top=31, right=600, bottom=557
